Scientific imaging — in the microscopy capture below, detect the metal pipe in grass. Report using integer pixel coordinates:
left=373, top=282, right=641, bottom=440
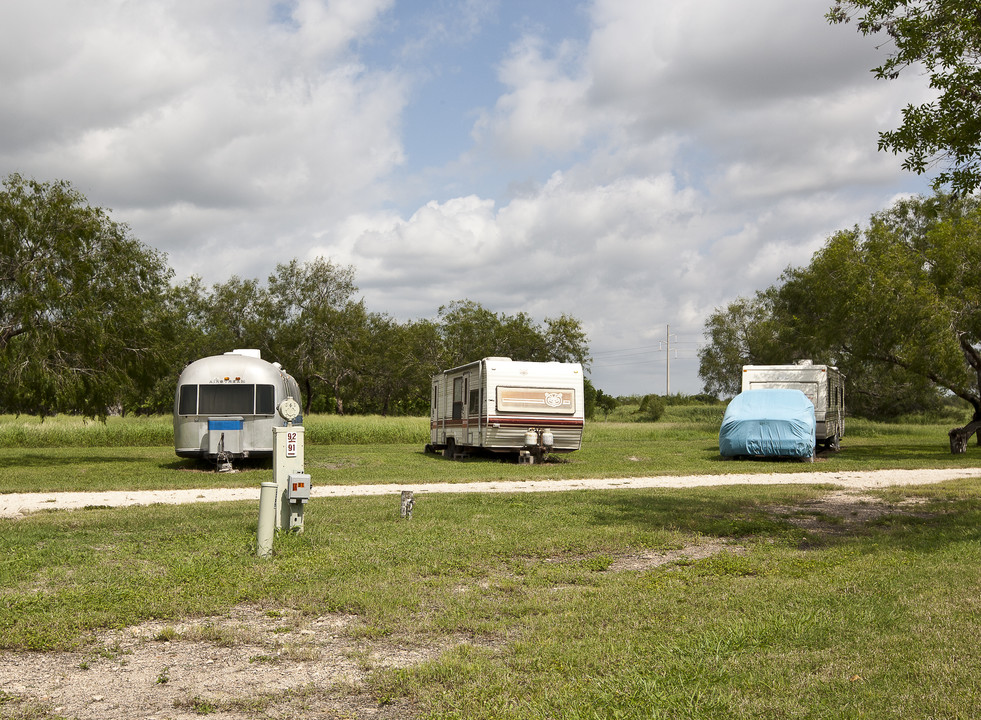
left=257, top=481, right=277, bottom=558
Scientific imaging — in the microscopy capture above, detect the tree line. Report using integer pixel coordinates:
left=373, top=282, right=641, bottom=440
left=0, top=174, right=591, bottom=418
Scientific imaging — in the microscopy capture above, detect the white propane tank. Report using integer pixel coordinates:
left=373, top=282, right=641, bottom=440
left=541, top=429, right=554, bottom=447
left=524, top=428, right=538, bottom=446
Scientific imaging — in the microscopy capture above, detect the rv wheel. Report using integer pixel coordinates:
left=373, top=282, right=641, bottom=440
left=443, top=438, right=457, bottom=460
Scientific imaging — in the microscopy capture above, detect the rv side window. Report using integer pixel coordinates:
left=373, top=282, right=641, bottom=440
left=469, top=388, right=480, bottom=415
left=199, top=384, right=256, bottom=415
left=452, top=377, right=464, bottom=420
left=178, top=385, right=198, bottom=415
left=256, top=384, right=275, bottom=415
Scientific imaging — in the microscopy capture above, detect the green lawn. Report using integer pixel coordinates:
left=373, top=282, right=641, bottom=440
left=1, top=412, right=980, bottom=493
left=2, top=482, right=981, bottom=718
left=2, top=412, right=981, bottom=718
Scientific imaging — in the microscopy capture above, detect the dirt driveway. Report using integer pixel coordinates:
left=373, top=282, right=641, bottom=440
left=2, top=466, right=979, bottom=519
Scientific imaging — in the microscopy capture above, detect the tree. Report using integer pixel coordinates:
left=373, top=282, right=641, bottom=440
left=265, top=257, right=361, bottom=415
left=436, top=299, right=591, bottom=368
left=828, top=0, right=981, bottom=194
left=345, top=316, right=442, bottom=415
left=202, top=276, right=273, bottom=353
left=697, top=289, right=786, bottom=398
left=544, top=314, right=592, bottom=368
left=0, top=174, right=173, bottom=417
left=638, top=394, right=667, bottom=422
left=594, top=389, right=618, bottom=417
left=436, top=300, right=512, bottom=366
left=700, top=192, right=981, bottom=450
left=778, top=193, right=981, bottom=449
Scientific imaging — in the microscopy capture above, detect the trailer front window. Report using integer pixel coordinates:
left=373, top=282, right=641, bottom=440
left=178, top=385, right=198, bottom=415
left=256, top=385, right=275, bottom=414
left=181, top=384, right=277, bottom=416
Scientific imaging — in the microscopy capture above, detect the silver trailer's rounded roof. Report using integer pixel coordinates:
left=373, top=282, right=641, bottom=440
left=177, top=353, right=289, bottom=385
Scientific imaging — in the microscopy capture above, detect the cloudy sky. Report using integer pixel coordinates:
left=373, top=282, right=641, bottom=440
left=1, top=0, right=935, bottom=396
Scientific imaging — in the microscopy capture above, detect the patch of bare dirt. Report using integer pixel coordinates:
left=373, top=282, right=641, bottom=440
left=0, top=606, right=482, bottom=720
left=770, top=490, right=933, bottom=535
left=605, top=539, right=747, bottom=572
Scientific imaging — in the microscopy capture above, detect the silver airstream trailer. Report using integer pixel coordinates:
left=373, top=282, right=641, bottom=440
left=173, top=349, right=302, bottom=466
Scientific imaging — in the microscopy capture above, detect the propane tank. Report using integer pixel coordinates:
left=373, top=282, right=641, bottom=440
left=524, top=428, right=538, bottom=446
left=541, top=429, right=554, bottom=447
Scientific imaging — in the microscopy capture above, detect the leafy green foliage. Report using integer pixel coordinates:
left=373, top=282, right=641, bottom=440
left=0, top=174, right=596, bottom=418
left=699, top=192, right=981, bottom=429
left=698, top=290, right=785, bottom=398
left=637, top=393, right=666, bottom=422
left=778, top=194, right=981, bottom=417
left=828, top=0, right=981, bottom=194
left=593, top=389, right=619, bottom=418
left=0, top=174, right=174, bottom=418
left=436, top=300, right=591, bottom=369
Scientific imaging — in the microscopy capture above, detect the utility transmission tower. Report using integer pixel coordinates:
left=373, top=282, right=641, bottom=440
left=662, top=324, right=677, bottom=396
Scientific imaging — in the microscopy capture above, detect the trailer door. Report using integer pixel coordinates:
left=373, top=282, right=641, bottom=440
left=452, top=376, right=466, bottom=420
left=468, top=381, right=482, bottom=445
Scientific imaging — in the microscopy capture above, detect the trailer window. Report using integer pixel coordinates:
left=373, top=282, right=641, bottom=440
left=496, top=387, right=576, bottom=415
left=178, top=385, right=198, bottom=415
left=256, top=385, right=275, bottom=414
left=199, top=385, right=255, bottom=415
left=469, top=389, right=480, bottom=415
left=180, top=383, right=278, bottom=415
left=452, top=377, right=465, bottom=420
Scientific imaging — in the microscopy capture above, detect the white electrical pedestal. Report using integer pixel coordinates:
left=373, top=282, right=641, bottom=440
left=272, top=397, right=307, bottom=532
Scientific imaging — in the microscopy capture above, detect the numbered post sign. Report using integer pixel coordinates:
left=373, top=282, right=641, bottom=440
left=286, top=430, right=298, bottom=458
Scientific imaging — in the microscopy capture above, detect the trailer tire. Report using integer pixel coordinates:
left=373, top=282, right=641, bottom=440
left=443, top=438, right=457, bottom=460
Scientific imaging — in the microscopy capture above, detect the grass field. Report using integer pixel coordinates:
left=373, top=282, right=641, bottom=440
left=1, top=408, right=980, bottom=493
left=2, top=410, right=981, bottom=718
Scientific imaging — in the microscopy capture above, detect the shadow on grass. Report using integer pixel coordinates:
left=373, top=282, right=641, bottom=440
left=161, top=457, right=273, bottom=472
left=0, top=452, right=273, bottom=473
left=0, top=452, right=162, bottom=469
left=584, top=487, right=981, bottom=553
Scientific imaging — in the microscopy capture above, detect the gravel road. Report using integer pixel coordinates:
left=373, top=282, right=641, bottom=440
left=3, top=467, right=979, bottom=518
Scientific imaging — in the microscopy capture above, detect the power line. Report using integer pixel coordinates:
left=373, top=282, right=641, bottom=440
left=591, top=339, right=701, bottom=357
left=590, top=324, right=704, bottom=394
left=591, top=355, right=699, bottom=369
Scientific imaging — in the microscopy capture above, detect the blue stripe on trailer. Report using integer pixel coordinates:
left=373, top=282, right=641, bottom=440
left=208, top=419, right=244, bottom=431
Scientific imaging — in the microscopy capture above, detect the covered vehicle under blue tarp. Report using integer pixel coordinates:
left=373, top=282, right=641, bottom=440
left=719, top=389, right=816, bottom=459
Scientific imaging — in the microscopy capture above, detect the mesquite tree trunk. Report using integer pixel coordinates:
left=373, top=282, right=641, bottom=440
left=949, top=415, right=981, bottom=454
left=948, top=337, right=981, bottom=454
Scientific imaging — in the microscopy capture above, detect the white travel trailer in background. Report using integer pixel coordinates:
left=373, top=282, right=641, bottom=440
left=428, top=357, right=585, bottom=463
left=741, top=360, right=845, bottom=450
left=173, top=349, right=302, bottom=468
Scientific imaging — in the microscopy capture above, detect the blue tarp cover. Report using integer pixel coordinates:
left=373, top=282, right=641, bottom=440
left=719, top=389, right=815, bottom=458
